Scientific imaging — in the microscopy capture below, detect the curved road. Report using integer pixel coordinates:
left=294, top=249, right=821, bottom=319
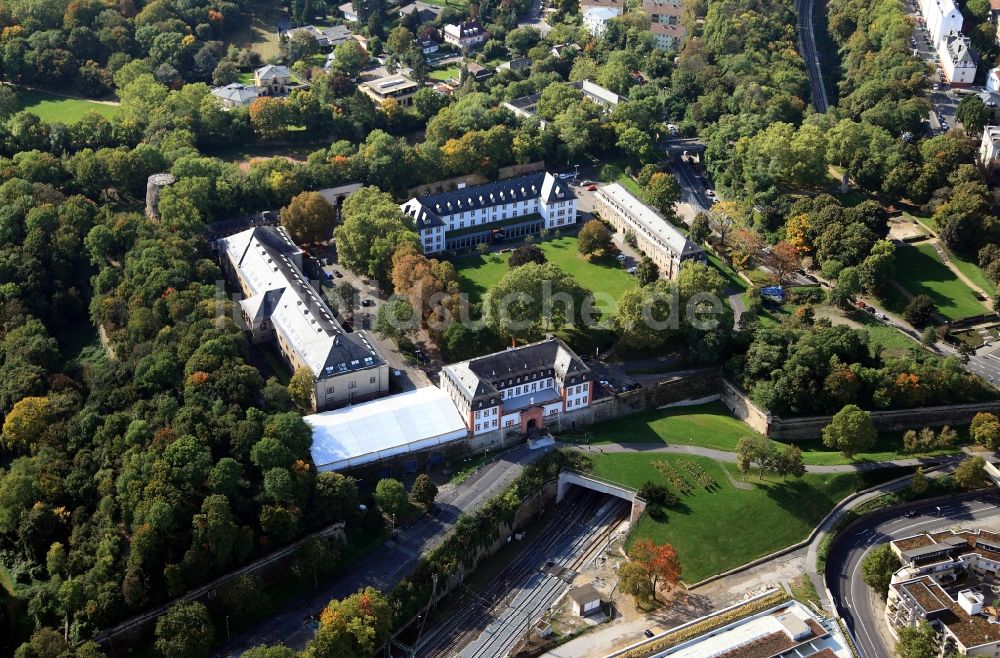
left=825, top=492, right=1000, bottom=658
left=795, top=0, right=830, bottom=112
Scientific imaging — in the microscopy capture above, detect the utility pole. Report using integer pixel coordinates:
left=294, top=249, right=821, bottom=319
left=412, top=573, right=439, bottom=656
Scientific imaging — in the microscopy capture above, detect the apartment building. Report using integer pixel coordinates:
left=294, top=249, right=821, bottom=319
left=885, top=529, right=1000, bottom=656
left=400, top=171, right=577, bottom=253
left=439, top=338, right=592, bottom=436
left=921, top=0, right=965, bottom=46
left=979, top=126, right=1000, bottom=171
left=645, top=0, right=686, bottom=49
left=581, top=0, right=624, bottom=36
left=217, top=226, right=389, bottom=412
left=359, top=73, right=420, bottom=107
left=939, top=31, right=978, bottom=85
left=593, top=183, right=705, bottom=278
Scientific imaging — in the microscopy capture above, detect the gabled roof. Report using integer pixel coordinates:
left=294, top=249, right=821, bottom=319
left=255, top=64, right=292, bottom=80
left=339, top=1, right=356, bottom=14
left=945, top=31, right=976, bottom=66
left=597, top=183, right=704, bottom=259
left=399, top=1, right=443, bottom=18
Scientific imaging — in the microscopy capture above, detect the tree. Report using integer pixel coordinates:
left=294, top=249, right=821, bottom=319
left=862, top=544, right=901, bottom=598
left=635, top=256, right=658, bottom=286
left=709, top=201, right=743, bottom=254
left=954, top=456, right=988, bottom=490
left=956, top=95, right=991, bottom=134
left=774, top=444, right=805, bottom=479
left=409, top=474, right=438, bottom=509
left=971, top=412, right=1000, bottom=450
left=288, top=367, right=315, bottom=411
left=307, top=587, right=393, bottom=658
left=335, top=187, right=418, bottom=285
left=154, top=602, right=214, bottom=658
left=903, top=294, right=935, bottom=328
left=628, top=539, right=681, bottom=599
left=735, top=435, right=777, bottom=478
left=617, top=561, right=654, bottom=605
left=243, top=646, right=299, bottom=658
left=689, top=213, right=710, bottom=245
left=821, top=405, right=876, bottom=459
left=2, top=396, right=51, bottom=452
left=644, top=172, right=681, bottom=221
left=374, top=478, right=408, bottom=520
left=281, top=192, right=336, bottom=244
left=331, top=41, right=368, bottom=77
left=921, top=326, right=939, bottom=346
left=767, top=241, right=800, bottom=286
left=373, top=299, right=415, bottom=340
left=483, top=262, right=587, bottom=341
left=911, top=467, right=929, bottom=495
left=578, top=220, right=613, bottom=256
left=509, top=244, right=546, bottom=268
left=221, top=574, right=272, bottom=622
left=895, top=621, right=938, bottom=658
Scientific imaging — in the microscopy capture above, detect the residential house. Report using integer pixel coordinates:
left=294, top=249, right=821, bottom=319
left=503, top=79, right=619, bottom=124
left=416, top=36, right=439, bottom=54
left=282, top=24, right=353, bottom=48
left=352, top=33, right=370, bottom=50
left=439, top=338, right=592, bottom=436
left=987, top=67, right=1000, bottom=92
left=399, top=171, right=577, bottom=253
left=593, top=183, right=705, bottom=278
left=920, top=0, right=964, bottom=46
left=359, top=73, right=420, bottom=107
left=464, top=61, right=494, bottom=82
left=216, top=225, right=388, bottom=412
left=496, top=56, right=531, bottom=72
left=979, top=126, right=1000, bottom=171
left=254, top=64, right=294, bottom=96
left=582, top=6, right=622, bottom=36
left=550, top=43, right=582, bottom=57
left=398, top=1, right=443, bottom=23
left=938, top=31, right=977, bottom=85
left=210, top=82, right=259, bottom=109
left=339, top=1, right=359, bottom=21
left=885, top=529, right=1000, bottom=656
left=443, top=20, right=487, bottom=49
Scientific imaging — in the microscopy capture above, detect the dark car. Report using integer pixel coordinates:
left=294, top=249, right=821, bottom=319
left=361, top=299, right=375, bottom=307
left=904, top=510, right=918, bottom=518
left=644, top=630, right=655, bottom=638
left=414, top=350, right=430, bottom=364
left=333, top=270, right=343, bottom=278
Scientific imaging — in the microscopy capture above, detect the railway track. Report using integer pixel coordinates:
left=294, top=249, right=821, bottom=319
left=416, top=490, right=628, bottom=658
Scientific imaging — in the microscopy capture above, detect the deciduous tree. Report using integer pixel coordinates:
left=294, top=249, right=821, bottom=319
left=821, top=405, right=876, bottom=459
left=154, top=602, right=214, bottom=658
left=861, top=544, right=901, bottom=598
left=578, top=220, right=612, bottom=256
left=281, top=192, right=335, bottom=244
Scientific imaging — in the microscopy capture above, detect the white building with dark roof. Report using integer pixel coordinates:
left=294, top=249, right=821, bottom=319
left=400, top=172, right=577, bottom=253
left=980, top=125, right=1000, bottom=171
left=583, top=6, right=622, bottom=36
left=217, top=226, right=389, bottom=411
left=443, top=20, right=488, bottom=49
left=211, top=83, right=259, bottom=109
left=399, top=1, right=442, bottom=22
left=440, top=338, right=592, bottom=436
left=339, top=1, right=358, bottom=21
left=939, top=31, right=978, bottom=85
left=593, top=183, right=705, bottom=278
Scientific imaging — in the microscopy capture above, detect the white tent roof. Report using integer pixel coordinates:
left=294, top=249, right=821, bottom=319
left=307, top=387, right=468, bottom=471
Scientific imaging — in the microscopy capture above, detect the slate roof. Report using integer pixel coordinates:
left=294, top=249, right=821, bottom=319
left=255, top=64, right=292, bottom=80
left=211, top=83, right=259, bottom=105
left=400, top=172, right=575, bottom=231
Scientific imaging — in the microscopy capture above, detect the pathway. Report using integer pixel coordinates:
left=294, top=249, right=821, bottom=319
left=928, top=237, right=995, bottom=311
left=12, top=83, right=121, bottom=106
left=570, top=442, right=984, bottom=474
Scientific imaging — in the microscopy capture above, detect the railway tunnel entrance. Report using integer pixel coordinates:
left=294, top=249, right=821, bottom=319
left=557, top=469, right=647, bottom=527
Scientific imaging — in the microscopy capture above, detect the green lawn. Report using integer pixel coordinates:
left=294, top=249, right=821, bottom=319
left=588, top=452, right=869, bottom=582
left=595, top=160, right=645, bottom=199
left=889, top=242, right=989, bottom=320
left=14, top=89, right=118, bottom=123
left=573, top=401, right=965, bottom=465
left=452, top=235, right=637, bottom=311
left=947, top=249, right=997, bottom=298
left=850, top=311, right=923, bottom=356
left=428, top=66, right=460, bottom=82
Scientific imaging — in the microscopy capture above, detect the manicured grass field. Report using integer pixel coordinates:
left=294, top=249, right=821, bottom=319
left=947, top=249, right=997, bottom=298
left=452, top=235, right=637, bottom=310
left=888, top=242, right=988, bottom=320
left=428, top=66, right=460, bottom=81
left=14, top=89, right=118, bottom=123
left=588, top=452, right=868, bottom=582
left=850, top=311, right=923, bottom=356
left=576, top=401, right=965, bottom=465
left=595, top=160, right=645, bottom=199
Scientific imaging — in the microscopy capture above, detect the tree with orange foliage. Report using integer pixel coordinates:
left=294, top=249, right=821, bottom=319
left=390, top=244, right=459, bottom=342
left=249, top=97, right=289, bottom=139
left=309, top=587, right=392, bottom=657
left=628, top=539, right=682, bottom=600
left=768, top=240, right=800, bottom=285
left=785, top=213, right=811, bottom=254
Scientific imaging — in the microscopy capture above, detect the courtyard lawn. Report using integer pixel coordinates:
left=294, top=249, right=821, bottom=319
left=889, top=242, right=989, bottom=321
left=452, top=235, right=637, bottom=310
left=574, top=401, right=966, bottom=465
left=946, top=249, right=998, bottom=298
left=428, top=66, right=460, bottom=82
left=14, top=89, right=118, bottom=123
left=851, top=311, right=923, bottom=356
left=588, top=452, right=871, bottom=582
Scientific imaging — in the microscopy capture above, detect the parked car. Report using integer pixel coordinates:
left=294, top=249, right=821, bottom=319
left=323, top=271, right=333, bottom=280
left=333, top=270, right=343, bottom=278
left=616, top=254, right=627, bottom=262
left=627, top=266, right=638, bottom=274
left=413, top=349, right=430, bottom=364
left=586, top=184, right=598, bottom=191
left=644, top=630, right=655, bottom=639
left=361, top=299, right=375, bottom=307
left=904, top=510, right=918, bottom=518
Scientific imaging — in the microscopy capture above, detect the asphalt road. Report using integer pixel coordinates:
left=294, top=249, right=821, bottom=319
left=795, top=0, right=829, bottom=112
left=825, top=492, right=1000, bottom=658
left=213, top=444, right=552, bottom=656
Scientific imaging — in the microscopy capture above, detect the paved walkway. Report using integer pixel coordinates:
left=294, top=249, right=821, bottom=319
left=570, top=442, right=979, bottom=474
left=928, top=237, right=995, bottom=311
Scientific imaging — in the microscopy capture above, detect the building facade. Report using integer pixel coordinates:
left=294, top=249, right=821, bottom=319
left=443, top=21, right=487, bottom=48
left=582, top=5, right=621, bottom=35
left=254, top=65, right=294, bottom=96
left=885, top=529, right=1000, bottom=656
left=439, top=338, right=592, bottom=436
left=400, top=172, right=577, bottom=253
left=217, top=226, right=389, bottom=411
left=359, top=74, right=420, bottom=107
left=645, top=0, right=686, bottom=49
left=979, top=126, right=1000, bottom=171
left=939, top=32, right=978, bottom=85
left=921, top=0, right=964, bottom=46
left=593, top=183, right=705, bottom=278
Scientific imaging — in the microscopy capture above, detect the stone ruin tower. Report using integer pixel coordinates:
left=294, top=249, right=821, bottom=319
left=145, top=173, right=176, bottom=220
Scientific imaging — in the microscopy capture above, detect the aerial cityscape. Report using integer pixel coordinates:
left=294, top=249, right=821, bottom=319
left=3, top=0, right=1000, bottom=655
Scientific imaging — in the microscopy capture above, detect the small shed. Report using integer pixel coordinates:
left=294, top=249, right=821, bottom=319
left=567, top=584, right=602, bottom=617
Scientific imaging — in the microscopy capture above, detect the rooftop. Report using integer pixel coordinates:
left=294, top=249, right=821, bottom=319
left=255, top=64, right=292, bottom=80
left=596, top=183, right=703, bottom=259
left=567, top=584, right=601, bottom=606
left=893, top=575, right=1000, bottom=649
left=307, top=387, right=468, bottom=471
left=211, top=83, right=259, bottom=104
left=360, top=73, right=420, bottom=96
